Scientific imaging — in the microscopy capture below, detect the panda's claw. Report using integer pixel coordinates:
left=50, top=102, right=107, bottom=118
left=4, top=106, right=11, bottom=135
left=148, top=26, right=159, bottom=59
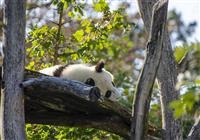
left=99, top=97, right=104, bottom=102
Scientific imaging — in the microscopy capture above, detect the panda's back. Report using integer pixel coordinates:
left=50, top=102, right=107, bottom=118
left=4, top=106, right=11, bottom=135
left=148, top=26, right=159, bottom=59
left=39, top=64, right=94, bottom=82
left=60, top=64, right=93, bottom=82
left=39, top=65, right=62, bottom=76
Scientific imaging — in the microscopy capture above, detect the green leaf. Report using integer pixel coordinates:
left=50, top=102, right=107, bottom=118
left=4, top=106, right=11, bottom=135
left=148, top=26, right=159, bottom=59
left=94, top=0, right=109, bottom=12
left=195, top=80, right=200, bottom=85
left=26, top=61, right=35, bottom=70
left=62, top=0, right=69, bottom=9
left=81, top=19, right=90, bottom=27
left=68, top=11, right=74, bottom=18
left=107, top=24, right=112, bottom=30
left=182, top=92, right=195, bottom=102
left=85, top=26, right=92, bottom=33
left=174, top=46, right=189, bottom=63
left=170, top=100, right=185, bottom=118
left=174, top=106, right=185, bottom=118
left=77, top=6, right=84, bottom=16
left=57, top=2, right=64, bottom=14
left=71, top=53, right=78, bottom=60
left=73, top=29, right=84, bottom=42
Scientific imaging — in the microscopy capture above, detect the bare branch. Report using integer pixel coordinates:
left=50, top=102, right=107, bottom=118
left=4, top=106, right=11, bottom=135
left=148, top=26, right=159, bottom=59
left=130, top=1, right=168, bottom=140
left=186, top=116, right=200, bottom=140
left=137, top=0, right=183, bottom=139
left=53, top=5, right=64, bottom=65
left=177, top=52, right=189, bottom=73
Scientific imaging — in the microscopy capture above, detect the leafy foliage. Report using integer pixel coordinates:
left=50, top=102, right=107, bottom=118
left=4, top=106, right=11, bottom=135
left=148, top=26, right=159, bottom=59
left=24, top=0, right=199, bottom=139
left=26, top=124, right=122, bottom=140
left=171, top=43, right=200, bottom=119
left=174, top=45, right=189, bottom=64
left=170, top=80, right=200, bottom=118
left=25, top=0, right=135, bottom=139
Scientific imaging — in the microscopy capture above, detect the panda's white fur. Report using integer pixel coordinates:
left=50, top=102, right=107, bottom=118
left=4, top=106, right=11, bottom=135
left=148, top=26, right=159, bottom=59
left=39, top=62, right=119, bottom=101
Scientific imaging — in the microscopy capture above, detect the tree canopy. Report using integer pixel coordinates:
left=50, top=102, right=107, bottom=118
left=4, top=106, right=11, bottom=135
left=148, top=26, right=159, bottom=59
left=0, top=0, right=200, bottom=139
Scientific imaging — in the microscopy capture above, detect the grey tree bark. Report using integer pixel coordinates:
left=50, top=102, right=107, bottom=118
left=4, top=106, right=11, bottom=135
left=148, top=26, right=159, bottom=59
left=0, top=0, right=26, bottom=140
left=131, top=1, right=168, bottom=139
left=136, top=0, right=182, bottom=140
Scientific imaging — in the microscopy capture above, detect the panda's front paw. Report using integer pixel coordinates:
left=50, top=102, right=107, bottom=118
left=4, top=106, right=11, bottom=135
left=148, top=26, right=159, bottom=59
left=98, top=96, right=104, bottom=102
left=89, top=87, right=100, bottom=102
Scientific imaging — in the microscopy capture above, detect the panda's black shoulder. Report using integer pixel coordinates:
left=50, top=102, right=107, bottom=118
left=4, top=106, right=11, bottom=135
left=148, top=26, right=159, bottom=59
left=53, top=64, right=69, bottom=77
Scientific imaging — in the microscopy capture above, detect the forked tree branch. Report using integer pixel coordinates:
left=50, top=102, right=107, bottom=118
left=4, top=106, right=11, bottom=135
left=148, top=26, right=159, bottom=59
left=130, top=1, right=168, bottom=140
left=137, top=0, right=183, bottom=139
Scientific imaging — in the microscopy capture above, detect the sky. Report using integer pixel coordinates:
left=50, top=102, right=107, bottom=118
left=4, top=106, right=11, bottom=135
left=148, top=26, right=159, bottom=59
left=109, top=0, right=200, bottom=43
left=168, top=0, right=200, bottom=42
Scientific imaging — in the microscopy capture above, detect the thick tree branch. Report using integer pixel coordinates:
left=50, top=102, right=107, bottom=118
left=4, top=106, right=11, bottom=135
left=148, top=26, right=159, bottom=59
left=19, top=70, right=161, bottom=139
left=22, top=77, right=130, bottom=138
left=131, top=1, right=168, bottom=140
left=137, top=0, right=183, bottom=139
left=21, top=77, right=101, bottom=102
left=21, top=76, right=130, bottom=138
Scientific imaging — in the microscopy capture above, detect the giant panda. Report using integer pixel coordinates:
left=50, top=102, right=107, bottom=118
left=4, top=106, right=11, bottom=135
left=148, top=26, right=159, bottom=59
left=39, top=61, right=120, bottom=101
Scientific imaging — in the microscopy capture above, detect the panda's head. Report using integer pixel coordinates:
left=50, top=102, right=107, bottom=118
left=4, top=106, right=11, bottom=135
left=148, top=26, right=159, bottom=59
left=86, top=61, right=120, bottom=101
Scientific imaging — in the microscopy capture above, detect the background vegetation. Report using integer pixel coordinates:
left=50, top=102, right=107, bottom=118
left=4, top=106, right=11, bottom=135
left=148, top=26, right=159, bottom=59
left=1, top=0, right=199, bottom=139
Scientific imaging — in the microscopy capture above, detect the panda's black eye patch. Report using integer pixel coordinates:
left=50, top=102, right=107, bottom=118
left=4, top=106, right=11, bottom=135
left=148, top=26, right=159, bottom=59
left=112, top=82, right=115, bottom=87
left=105, top=91, right=112, bottom=98
left=85, top=78, right=95, bottom=86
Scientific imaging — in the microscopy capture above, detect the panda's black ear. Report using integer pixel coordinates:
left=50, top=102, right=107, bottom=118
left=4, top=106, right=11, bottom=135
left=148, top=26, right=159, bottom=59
left=95, top=61, right=105, bottom=72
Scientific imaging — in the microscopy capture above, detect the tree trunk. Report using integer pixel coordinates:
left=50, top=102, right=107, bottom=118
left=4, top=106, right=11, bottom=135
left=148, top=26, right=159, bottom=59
left=137, top=0, right=182, bottom=140
left=0, top=0, right=26, bottom=139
